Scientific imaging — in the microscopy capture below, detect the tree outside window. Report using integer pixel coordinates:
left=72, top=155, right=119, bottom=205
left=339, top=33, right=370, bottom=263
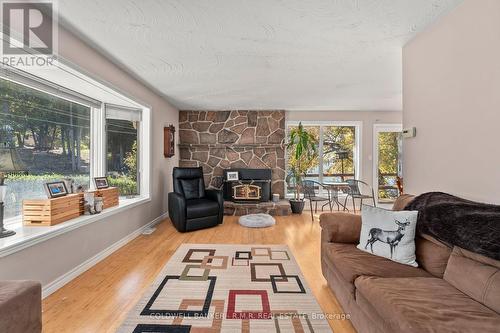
left=0, top=78, right=90, bottom=219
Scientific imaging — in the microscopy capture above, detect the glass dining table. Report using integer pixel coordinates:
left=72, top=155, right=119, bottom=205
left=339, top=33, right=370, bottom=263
left=322, top=182, right=350, bottom=212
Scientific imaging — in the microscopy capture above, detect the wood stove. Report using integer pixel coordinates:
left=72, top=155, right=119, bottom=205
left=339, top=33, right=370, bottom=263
left=223, top=169, right=271, bottom=202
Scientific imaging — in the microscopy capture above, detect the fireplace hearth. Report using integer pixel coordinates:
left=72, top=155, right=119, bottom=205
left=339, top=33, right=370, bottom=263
left=223, top=169, right=272, bottom=202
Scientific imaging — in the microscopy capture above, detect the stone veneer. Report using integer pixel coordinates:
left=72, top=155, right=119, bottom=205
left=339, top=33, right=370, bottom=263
left=223, top=200, right=291, bottom=216
left=179, top=110, right=286, bottom=198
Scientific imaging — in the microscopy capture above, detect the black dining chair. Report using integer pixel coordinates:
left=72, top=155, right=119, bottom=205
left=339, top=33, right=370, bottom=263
left=302, top=180, right=332, bottom=221
left=343, top=179, right=376, bottom=213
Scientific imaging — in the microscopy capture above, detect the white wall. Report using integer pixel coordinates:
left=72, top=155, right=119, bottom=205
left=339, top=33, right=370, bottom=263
left=286, top=111, right=402, bottom=191
left=0, top=27, right=179, bottom=288
left=403, top=0, right=500, bottom=203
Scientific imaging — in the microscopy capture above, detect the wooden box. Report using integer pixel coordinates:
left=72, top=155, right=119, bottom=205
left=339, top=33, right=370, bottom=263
left=92, top=187, right=119, bottom=209
left=23, top=193, right=84, bottom=226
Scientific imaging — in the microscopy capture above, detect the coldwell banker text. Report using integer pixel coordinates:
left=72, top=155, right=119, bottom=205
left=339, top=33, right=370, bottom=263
left=1, top=0, right=58, bottom=68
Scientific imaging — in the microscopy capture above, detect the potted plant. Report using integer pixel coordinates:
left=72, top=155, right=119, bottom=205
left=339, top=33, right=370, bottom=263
left=286, top=123, right=318, bottom=214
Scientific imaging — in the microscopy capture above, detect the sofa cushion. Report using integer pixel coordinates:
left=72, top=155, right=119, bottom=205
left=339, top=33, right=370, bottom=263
left=186, top=199, right=219, bottom=219
left=355, top=276, right=500, bottom=333
left=444, top=246, right=500, bottom=313
left=324, top=243, right=430, bottom=289
left=415, top=234, right=452, bottom=278
left=355, top=288, right=396, bottom=333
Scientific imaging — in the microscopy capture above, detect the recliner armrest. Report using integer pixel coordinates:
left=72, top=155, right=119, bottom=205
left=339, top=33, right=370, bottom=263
left=168, top=192, right=187, bottom=232
left=205, top=189, right=223, bottom=224
left=320, top=212, right=362, bottom=244
left=205, top=189, right=222, bottom=203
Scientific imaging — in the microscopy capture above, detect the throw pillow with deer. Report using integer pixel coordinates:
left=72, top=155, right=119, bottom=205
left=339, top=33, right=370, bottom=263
left=357, top=205, right=419, bottom=267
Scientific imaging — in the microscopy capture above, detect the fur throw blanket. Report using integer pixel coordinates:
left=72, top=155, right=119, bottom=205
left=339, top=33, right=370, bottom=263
left=405, top=192, right=500, bottom=260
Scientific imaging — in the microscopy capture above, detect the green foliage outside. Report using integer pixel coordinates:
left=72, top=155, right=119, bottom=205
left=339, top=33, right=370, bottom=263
left=4, top=173, right=137, bottom=197
left=377, top=132, right=402, bottom=200
left=4, top=173, right=87, bottom=183
left=124, top=141, right=138, bottom=178
left=108, top=176, right=138, bottom=196
left=378, top=132, right=399, bottom=175
left=323, top=126, right=355, bottom=175
left=0, top=78, right=91, bottom=171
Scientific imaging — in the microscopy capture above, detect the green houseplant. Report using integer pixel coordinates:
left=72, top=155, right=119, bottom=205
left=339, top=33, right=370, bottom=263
left=286, top=123, right=318, bottom=214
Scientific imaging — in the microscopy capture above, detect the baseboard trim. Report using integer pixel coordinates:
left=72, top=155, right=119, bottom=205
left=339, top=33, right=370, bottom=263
left=42, top=211, right=169, bottom=299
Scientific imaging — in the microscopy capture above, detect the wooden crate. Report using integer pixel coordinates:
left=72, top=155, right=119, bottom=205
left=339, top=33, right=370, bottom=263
left=92, top=187, right=119, bottom=209
left=23, top=194, right=84, bottom=226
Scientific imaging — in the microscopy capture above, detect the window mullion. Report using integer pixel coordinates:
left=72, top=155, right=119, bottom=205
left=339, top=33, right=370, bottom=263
left=90, top=104, right=106, bottom=188
left=318, top=126, right=324, bottom=186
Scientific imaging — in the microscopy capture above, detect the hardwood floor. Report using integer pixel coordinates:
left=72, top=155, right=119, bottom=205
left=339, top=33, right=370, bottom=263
left=42, top=212, right=356, bottom=333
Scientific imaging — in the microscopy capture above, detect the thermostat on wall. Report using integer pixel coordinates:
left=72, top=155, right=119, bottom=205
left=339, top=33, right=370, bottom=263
left=402, top=127, right=417, bottom=138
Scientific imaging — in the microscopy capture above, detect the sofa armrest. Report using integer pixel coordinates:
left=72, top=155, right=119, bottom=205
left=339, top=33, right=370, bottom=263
left=168, top=192, right=186, bottom=232
left=320, top=213, right=362, bottom=244
left=0, top=280, right=41, bottom=333
left=205, top=189, right=224, bottom=224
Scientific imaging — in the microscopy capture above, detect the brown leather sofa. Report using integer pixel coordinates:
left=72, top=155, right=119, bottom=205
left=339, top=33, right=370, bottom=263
left=0, top=280, right=42, bottom=333
left=320, top=195, right=500, bottom=333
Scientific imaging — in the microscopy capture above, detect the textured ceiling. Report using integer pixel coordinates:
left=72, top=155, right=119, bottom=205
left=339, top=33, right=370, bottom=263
left=58, top=0, right=463, bottom=111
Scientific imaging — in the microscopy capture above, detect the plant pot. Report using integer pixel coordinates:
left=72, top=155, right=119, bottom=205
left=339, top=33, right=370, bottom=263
left=289, top=199, right=305, bottom=214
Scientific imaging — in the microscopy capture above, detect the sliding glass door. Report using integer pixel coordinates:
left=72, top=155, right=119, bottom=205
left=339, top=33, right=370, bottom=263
left=286, top=122, right=360, bottom=196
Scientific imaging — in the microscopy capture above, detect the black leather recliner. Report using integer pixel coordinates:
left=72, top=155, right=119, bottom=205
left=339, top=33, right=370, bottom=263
left=168, top=167, right=223, bottom=232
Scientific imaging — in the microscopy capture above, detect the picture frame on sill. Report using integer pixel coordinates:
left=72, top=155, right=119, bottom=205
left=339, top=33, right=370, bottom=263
left=226, top=171, right=239, bottom=181
left=45, top=181, right=69, bottom=199
left=94, top=177, right=110, bottom=189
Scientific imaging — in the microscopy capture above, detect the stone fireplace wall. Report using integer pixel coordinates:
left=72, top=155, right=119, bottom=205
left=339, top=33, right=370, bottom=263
left=179, top=110, right=286, bottom=198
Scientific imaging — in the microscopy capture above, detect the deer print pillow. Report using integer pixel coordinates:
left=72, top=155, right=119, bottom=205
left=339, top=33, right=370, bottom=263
left=357, top=205, right=419, bottom=267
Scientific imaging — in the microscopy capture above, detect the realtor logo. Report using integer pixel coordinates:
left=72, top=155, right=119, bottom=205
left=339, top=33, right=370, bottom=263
left=1, top=0, right=57, bottom=67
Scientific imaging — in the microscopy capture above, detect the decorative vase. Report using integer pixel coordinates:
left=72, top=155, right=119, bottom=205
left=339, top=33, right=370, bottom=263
left=63, top=178, right=75, bottom=194
left=0, top=185, right=16, bottom=238
left=94, top=197, right=104, bottom=213
left=84, top=192, right=96, bottom=215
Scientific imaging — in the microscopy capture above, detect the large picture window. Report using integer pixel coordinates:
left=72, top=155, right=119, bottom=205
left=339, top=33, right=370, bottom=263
left=286, top=122, right=360, bottom=196
left=0, top=67, right=149, bottom=222
left=0, top=78, right=91, bottom=219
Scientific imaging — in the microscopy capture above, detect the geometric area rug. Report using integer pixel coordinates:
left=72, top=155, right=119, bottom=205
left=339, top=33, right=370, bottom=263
left=118, top=244, right=332, bottom=332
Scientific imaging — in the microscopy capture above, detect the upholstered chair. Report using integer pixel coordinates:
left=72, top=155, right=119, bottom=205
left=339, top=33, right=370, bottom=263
left=168, top=167, right=223, bottom=232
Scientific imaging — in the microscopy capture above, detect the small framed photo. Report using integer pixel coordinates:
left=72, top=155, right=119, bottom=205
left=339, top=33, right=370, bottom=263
left=94, top=177, right=110, bottom=189
left=226, top=171, right=239, bottom=181
left=45, top=181, right=69, bottom=198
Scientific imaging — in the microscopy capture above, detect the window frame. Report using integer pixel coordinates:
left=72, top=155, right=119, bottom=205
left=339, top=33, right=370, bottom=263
left=104, top=107, right=143, bottom=197
left=285, top=120, right=362, bottom=196
left=0, top=65, right=151, bottom=224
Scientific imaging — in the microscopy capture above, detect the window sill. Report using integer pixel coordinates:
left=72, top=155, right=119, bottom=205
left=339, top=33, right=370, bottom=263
left=0, top=197, right=151, bottom=258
